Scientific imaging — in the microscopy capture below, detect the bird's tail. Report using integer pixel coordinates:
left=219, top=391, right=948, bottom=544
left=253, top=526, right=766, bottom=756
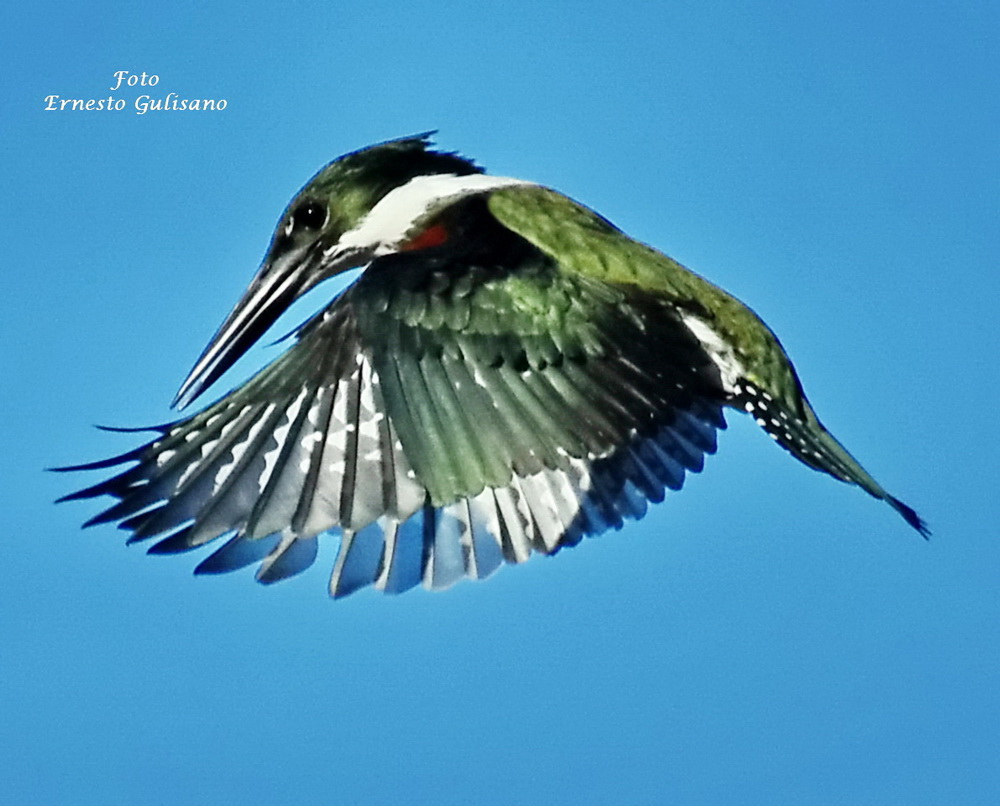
left=734, top=382, right=929, bottom=537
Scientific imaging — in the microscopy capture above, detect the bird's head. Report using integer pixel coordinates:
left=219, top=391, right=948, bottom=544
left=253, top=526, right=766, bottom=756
left=173, top=134, right=519, bottom=409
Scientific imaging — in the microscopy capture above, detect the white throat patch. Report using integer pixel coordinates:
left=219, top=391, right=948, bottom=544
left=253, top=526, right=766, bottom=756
left=333, top=173, right=532, bottom=257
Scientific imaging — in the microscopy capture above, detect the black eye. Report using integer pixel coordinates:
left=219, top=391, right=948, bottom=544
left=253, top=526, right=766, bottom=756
left=289, top=201, right=327, bottom=233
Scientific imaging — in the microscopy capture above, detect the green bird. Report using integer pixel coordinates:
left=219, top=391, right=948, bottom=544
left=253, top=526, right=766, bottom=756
left=59, top=135, right=927, bottom=597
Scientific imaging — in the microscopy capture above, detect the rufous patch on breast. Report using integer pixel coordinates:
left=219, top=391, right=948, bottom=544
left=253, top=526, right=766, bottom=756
left=400, top=222, right=449, bottom=251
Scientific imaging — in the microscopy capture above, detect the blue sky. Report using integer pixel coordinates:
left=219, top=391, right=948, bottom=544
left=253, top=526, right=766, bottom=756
left=3, top=1, right=998, bottom=803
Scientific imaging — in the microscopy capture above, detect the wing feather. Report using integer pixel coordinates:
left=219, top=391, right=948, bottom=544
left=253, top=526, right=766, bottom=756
left=64, top=227, right=729, bottom=595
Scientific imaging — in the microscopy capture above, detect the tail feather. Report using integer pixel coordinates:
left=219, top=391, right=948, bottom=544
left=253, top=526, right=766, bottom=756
left=734, top=379, right=928, bottom=537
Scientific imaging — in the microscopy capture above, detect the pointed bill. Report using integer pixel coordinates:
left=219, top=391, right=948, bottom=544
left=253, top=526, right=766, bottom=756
left=173, top=242, right=363, bottom=409
left=172, top=251, right=304, bottom=409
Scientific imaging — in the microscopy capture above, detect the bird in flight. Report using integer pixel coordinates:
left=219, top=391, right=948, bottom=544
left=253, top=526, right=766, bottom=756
left=58, top=135, right=927, bottom=598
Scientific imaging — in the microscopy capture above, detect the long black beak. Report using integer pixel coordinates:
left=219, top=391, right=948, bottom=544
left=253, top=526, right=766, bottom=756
left=173, top=247, right=320, bottom=409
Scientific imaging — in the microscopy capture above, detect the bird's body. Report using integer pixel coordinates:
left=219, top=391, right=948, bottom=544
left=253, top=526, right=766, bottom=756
left=60, top=135, right=926, bottom=597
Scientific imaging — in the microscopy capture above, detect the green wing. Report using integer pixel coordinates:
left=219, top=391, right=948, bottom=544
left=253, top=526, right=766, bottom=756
left=350, top=239, right=726, bottom=508
left=60, top=223, right=730, bottom=596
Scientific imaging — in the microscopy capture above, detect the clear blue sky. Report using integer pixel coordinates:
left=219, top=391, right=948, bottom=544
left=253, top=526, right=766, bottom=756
left=3, top=1, right=997, bottom=803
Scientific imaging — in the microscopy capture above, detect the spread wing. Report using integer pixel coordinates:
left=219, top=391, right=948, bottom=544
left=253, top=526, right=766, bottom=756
left=59, top=303, right=431, bottom=589
left=59, top=204, right=730, bottom=597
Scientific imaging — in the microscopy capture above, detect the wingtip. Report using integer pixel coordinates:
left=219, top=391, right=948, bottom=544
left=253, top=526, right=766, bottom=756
left=50, top=424, right=166, bottom=475
left=49, top=445, right=147, bottom=474
left=95, top=423, right=172, bottom=434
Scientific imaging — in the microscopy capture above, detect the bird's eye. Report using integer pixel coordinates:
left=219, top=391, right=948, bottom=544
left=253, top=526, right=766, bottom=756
left=287, top=201, right=328, bottom=234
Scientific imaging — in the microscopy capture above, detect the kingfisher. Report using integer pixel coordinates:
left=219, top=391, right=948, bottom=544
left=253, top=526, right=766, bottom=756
left=58, top=134, right=927, bottom=598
